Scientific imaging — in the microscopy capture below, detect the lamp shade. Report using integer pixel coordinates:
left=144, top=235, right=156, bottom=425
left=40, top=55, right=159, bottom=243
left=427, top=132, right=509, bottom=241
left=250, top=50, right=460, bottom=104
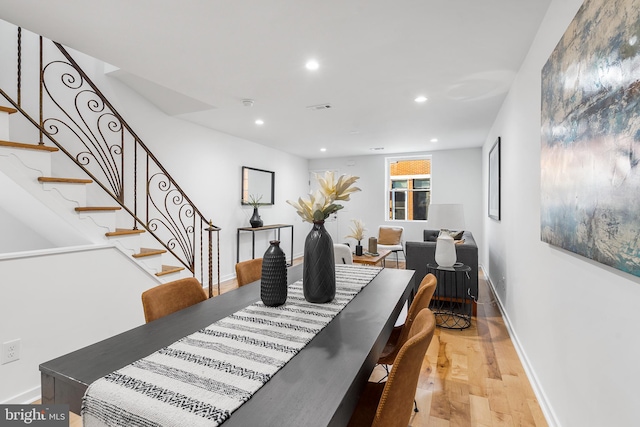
left=428, top=204, right=466, bottom=230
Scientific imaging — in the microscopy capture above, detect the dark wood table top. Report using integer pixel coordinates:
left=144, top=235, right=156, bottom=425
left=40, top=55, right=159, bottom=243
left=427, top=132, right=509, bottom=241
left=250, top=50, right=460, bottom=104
left=40, top=264, right=415, bottom=427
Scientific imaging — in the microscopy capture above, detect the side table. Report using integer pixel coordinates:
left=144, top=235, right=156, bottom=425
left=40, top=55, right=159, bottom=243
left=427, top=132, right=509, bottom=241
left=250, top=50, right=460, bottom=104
left=352, top=249, right=391, bottom=266
left=426, top=263, right=472, bottom=329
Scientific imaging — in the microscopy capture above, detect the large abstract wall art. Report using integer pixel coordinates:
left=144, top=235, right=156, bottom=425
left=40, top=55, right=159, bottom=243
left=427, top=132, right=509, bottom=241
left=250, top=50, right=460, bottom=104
left=541, top=0, right=640, bottom=277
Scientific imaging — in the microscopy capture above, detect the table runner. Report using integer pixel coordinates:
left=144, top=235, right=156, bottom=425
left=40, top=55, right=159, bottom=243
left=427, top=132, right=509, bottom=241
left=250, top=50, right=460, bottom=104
left=82, top=264, right=382, bottom=427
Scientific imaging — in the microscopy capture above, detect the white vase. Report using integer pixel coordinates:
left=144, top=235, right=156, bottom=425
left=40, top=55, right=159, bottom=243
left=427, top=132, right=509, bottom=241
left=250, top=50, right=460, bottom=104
left=435, top=233, right=457, bottom=267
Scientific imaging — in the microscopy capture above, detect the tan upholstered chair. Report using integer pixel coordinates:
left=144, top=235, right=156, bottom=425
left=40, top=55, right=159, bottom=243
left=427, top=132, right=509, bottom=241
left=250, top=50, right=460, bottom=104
left=141, top=277, right=208, bottom=323
left=334, top=243, right=353, bottom=264
left=377, top=226, right=404, bottom=267
left=378, top=273, right=436, bottom=366
left=235, top=258, right=263, bottom=287
left=347, top=309, right=436, bottom=427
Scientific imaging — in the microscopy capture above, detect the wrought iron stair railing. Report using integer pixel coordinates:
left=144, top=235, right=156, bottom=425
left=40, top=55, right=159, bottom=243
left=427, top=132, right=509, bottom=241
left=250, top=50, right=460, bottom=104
left=0, top=25, right=221, bottom=296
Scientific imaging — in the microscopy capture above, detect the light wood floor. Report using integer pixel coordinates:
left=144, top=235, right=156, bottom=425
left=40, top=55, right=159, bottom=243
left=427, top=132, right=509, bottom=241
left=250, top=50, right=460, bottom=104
left=57, top=259, right=547, bottom=427
left=376, top=262, right=547, bottom=426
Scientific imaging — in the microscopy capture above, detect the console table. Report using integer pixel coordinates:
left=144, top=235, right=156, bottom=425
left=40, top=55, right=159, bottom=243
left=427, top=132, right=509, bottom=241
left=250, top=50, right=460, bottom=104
left=426, top=263, right=472, bottom=329
left=237, top=224, right=293, bottom=265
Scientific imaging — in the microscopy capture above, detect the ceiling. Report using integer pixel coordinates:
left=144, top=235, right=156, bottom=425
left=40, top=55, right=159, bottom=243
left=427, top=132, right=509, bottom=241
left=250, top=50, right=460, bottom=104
left=0, top=0, right=552, bottom=159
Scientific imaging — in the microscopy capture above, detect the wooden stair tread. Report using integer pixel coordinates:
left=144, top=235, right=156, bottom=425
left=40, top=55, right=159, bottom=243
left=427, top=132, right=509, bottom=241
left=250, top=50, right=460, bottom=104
left=75, top=206, right=122, bottom=212
left=133, top=248, right=167, bottom=258
left=0, top=140, right=59, bottom=152
left=156, top=265, right=185, bottom=276
left=105, top=228, right=146, bottom=237
left=38, top=176, right=93, bottom=184
left=0, top=106, right=17, bottom=114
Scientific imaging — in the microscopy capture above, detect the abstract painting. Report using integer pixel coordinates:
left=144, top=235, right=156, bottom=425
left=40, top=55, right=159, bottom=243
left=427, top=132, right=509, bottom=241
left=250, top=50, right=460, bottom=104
left=541, top=0, right=640, bottom=277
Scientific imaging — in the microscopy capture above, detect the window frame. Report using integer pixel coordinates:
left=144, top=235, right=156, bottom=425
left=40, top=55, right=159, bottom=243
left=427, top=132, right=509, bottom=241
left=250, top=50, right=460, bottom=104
left=385, top=155, right=432, bottom=222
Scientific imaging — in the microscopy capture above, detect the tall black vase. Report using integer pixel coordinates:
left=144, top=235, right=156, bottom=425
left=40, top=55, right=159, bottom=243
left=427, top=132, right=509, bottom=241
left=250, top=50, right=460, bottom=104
left=261, top=240, right=288, bottom=306
left=250, top=206, right=263, bottom=228
left=303, top=220, right=335, bottom=303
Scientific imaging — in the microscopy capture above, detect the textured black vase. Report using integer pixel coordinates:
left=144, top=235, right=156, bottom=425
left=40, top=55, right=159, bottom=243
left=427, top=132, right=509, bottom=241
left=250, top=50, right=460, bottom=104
left=303, top=220, right=336, bottom=303
left=261, top=240, right=288, bottom=306
left=250, top=206, right=263, bottom=228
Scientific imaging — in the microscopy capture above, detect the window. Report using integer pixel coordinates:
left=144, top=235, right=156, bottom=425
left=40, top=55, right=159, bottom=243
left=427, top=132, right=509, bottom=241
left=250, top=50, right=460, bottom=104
left=387, top=157, right=431, bottom=221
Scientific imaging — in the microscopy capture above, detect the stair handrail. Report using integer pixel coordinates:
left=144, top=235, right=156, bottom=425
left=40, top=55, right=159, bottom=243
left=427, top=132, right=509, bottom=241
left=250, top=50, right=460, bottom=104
left=0, top=27, right=221, bottom=296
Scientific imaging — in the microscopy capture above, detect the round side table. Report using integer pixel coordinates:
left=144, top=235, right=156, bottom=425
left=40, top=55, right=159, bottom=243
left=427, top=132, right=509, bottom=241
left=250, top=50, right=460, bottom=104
left=426, top=263, right=472, bottom=329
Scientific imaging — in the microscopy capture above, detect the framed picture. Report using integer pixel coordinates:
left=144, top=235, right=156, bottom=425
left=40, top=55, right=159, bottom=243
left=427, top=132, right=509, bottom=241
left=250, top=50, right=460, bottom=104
left=488, top=137, right=501, bottom=220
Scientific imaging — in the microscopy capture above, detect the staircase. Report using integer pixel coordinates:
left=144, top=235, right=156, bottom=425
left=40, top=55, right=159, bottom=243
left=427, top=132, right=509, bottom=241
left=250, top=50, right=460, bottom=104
left=0, top=24, right=220, bottom=292
left=1, top=107, right=186, bottom=280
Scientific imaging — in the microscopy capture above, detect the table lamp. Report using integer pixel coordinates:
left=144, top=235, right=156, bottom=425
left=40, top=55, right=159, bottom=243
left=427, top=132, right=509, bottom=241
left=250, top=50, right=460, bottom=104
left=428, top=204, right=465, bottom=267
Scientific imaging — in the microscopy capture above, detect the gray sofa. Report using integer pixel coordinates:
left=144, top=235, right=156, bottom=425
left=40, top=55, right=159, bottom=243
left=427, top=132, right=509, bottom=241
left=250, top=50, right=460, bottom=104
left=406, top=229, right=479, bottom=313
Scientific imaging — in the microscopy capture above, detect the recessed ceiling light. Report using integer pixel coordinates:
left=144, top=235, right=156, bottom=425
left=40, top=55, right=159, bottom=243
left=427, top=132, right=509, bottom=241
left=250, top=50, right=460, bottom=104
left=306, top=59, right=320, bottom=71
left=255, top=119, right=264, bottom=125
left=320, top=148, right=327, bottom=152
left=414, top=95, right=428, bottom=103
left=430, top=138, right=438, bottom=142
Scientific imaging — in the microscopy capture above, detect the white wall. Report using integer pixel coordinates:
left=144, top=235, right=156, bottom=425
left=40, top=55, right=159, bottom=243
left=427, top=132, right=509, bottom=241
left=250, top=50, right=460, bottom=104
left=309, top=148, right=483, bottom=253
left=0, top=246, right=159, bottom=404
left=483, top=0, right=640, bottom=426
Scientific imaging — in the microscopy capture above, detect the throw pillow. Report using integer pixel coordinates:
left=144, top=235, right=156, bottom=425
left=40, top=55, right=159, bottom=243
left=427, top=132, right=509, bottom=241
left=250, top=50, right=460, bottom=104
left=451, top=230, right=464, bottom=240
left=379, top=227, right=402, bottom=245
left=439, top=229, right=464, bottom=240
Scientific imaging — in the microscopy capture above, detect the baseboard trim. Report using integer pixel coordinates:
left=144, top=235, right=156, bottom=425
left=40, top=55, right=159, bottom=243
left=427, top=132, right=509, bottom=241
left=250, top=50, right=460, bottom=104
left=481, top=266, right=561, bottom=427
left=1, top=385, right=41, bottom=405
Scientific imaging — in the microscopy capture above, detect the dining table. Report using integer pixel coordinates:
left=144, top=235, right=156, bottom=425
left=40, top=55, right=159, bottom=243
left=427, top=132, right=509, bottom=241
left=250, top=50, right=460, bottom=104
left=39, top=263, right=415, bottom=427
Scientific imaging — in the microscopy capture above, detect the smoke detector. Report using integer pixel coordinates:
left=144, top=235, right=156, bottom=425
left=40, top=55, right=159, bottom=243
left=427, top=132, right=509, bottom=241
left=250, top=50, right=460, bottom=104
left=242, top=99, right=254, bottom=107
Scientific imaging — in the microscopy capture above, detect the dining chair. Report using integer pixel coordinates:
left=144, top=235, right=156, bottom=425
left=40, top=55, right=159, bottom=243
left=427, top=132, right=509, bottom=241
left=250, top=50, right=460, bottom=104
left=376, top=226, right=404, bottom=267
left=334, top=243, right=353, bottom=264
left=378, top=273, right=437, bottom=366
left=141, top=277, right=208, bottom=323
left=235, top=257, right=263, bottom=287
left=346, top=309, right=437, bottom=427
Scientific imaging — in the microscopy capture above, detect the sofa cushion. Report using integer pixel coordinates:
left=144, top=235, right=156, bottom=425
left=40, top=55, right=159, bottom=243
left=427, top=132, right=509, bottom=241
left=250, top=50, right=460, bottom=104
left=424, top=230, right=439, bottom=242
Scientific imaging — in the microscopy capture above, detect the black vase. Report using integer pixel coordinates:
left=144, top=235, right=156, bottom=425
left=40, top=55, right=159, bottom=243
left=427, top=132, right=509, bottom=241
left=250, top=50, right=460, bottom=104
left=261, top=240, right=288, bottom=306
left=250, top=206, right=263, bottom=228
left=303, top=220, right=336, bottom=303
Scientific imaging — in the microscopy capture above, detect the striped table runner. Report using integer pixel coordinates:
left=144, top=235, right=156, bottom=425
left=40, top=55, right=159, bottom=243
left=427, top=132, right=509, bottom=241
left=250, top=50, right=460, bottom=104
left=82, top=264, right=382, bottom=427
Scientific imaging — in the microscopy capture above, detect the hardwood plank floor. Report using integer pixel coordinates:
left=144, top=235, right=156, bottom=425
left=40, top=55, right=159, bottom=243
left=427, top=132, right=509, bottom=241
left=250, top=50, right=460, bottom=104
left=384, top=263, right=546, bottom=427
left=46, top=258, right=547, bottom=427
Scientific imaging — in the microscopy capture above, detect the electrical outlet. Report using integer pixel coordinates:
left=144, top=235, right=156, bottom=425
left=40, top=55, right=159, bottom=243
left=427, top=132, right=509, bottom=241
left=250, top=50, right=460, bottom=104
left=1, top=339, right=21, bottom=364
